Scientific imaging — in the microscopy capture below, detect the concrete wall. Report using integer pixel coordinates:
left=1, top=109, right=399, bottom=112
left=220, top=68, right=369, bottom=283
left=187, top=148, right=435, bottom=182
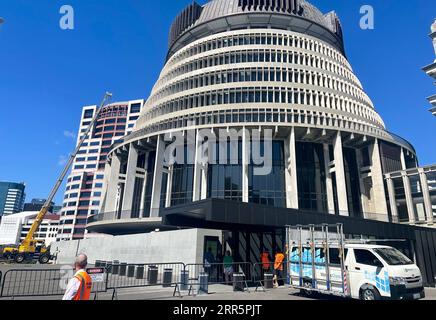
left=52, top=229, right=221, bottom=265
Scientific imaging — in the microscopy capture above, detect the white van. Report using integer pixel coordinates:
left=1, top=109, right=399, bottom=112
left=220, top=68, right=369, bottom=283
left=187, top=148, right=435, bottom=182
left=287, top=225, right=425, bottom=301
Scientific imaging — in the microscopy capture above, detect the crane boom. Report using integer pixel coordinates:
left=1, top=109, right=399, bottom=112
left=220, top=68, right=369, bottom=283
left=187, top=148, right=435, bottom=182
left=21, top=92, right=113, bottom=246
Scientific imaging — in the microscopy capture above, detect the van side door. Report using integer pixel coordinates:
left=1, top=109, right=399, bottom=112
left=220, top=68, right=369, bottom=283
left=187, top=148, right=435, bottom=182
left=350, top=249, right=391, bottom=299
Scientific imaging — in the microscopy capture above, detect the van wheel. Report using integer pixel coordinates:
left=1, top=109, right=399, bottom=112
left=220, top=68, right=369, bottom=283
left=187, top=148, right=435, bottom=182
left=360, top=287, right=381, bottom=301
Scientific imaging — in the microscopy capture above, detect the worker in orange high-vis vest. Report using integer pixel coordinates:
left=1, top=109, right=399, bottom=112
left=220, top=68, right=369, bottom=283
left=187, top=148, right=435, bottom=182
left=63, top=254, right=93, bottom=301
left=273, top=249, right=285, bottom=288
left=261, top=252, right=271, bottom=271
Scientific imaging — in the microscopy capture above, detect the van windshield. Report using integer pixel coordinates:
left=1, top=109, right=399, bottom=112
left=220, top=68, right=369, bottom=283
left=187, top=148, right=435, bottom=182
left=374, top=248, right=413, bottom=266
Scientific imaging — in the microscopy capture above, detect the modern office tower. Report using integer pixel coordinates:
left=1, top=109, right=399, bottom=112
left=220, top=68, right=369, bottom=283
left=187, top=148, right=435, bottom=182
left=0, top=182, right=26, bottom=217
left=91, top=0, right=418, bottom=234
left=424, top=19, right=436, bottom=116
left=57, top=99, right=145, bottom=241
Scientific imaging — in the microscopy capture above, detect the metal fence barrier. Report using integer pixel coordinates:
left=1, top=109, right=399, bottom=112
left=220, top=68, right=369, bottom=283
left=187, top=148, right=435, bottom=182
left=0, top=261, right=292, bottom=299
left=252, top=262, right=288, bottom=292
left=106, top=262, right=186, bottom=300
left=0, top=268, right=108, bottom=299
left=184, top=262, right=252, bottom=295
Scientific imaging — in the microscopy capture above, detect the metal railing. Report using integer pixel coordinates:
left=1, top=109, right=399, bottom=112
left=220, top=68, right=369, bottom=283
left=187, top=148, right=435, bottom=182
left=1, top=269, right=68, bottom=298
left=0, top=268, right=107, bottom=299
left=184, top=262, right=252, bottom=285
left=0, top=260, right=305, bottom=299
left=180, top=262, right=253, bottom=296
left=106, top=262, right=186, bottom=299
left=252, top=262, right=287, bottom=292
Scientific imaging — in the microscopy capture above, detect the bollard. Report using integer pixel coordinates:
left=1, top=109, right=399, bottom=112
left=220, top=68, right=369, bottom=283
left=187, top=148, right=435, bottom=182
left=119, top=263, right=127, bottom=276
left=198, top=272, right=209, bottom=295
left=147, top=266, right=158, bottom=285
left=180, top=270, right=189, bottom=291
left=264, top=273, right=274, bottom=290
left=112, top=261, right=120, bottom=275
left=233, top=273, right=245, bottom=292
left=135, top=265, right=145, bottom=279
left=163, top=269, right=173, bottom=288
left=127, top=264, right=136, bottom=278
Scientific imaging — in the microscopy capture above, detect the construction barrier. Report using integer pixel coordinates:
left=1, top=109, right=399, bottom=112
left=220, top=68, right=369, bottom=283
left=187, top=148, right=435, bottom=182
left=184, top=262, right=252, bottom=295
left=106, top=262, right=186, bottom=300
left=0, top=268, right=108, bottom=299
left=0, top=261, right=293, bottom=299
left=252, top=262, right=288, bottom=292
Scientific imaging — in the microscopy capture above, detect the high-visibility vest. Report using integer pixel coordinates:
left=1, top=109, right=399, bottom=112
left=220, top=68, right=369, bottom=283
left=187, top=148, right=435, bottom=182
left=261, top=253, right=270, bottom=269
left=274, top=253, right=285, bottom=271
left=73, top=271, right=92, bottom=301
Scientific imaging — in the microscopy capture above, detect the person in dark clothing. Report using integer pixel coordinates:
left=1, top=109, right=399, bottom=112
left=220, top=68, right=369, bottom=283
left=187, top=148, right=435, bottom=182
left=204, top=247, right=216, bottom=280
left=216, top=251, right=224, bottom=282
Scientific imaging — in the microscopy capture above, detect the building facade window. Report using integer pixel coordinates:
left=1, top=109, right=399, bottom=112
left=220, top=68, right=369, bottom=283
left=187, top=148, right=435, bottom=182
left=296, top=142, right=328, bottom=213
left=208, top=141, right=243, bottom=202
left=249, top=141, right=286, bottom=207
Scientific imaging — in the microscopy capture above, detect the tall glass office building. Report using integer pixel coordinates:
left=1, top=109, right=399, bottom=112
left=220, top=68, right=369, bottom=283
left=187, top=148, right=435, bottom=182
left=0, top=182, right=26, bottom=218
left=57, top=100, right=144, bottom=241
left=88, top=0, right=418, bottom=235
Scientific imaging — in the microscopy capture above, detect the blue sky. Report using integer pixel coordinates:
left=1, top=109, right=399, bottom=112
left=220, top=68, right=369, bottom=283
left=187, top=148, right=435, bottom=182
left=0, top=0, right=435, bottom=205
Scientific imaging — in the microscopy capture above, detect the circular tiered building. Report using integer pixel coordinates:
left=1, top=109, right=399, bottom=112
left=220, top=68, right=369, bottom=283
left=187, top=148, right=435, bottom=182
left=89, top=0, right=417, bottom=235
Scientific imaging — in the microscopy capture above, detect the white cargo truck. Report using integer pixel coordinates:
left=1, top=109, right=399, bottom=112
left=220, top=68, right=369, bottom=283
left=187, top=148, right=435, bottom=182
left=286, top=224, right=425, bottom=301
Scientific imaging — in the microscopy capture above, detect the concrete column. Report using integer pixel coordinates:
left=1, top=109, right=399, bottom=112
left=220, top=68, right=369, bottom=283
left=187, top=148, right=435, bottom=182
left=242, top=128, right=250, bottom=203
left=139, top=152, right=150, bottom=213
left=165, top=166, right=173, bottom=208
left=284, top=127, right=299, bottom=209
left=333, top=131, right=349, bottom=216
left=122, top=144, right=139, bottom=214
left=400, top=148, right=407, bottom=171
left=193, top=130, right=204, bottom=202
left=370, top=139, right=388, bottom=216
left=356, top=148, right=370, bottom=214
left=386, top=176, right=399, bottom=222
left=99, top=161, right=113, bottom=214
left=201, top=165, right=208, bottom=200
left=104, top=153, right=122, bottom=213
left=150, top=135, right=165, bottom=217
left=402, top=173, right=416, bottom=224
left=323, top=144, right=335, bottom=214
left=419, top=169, right=434, bottom=225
